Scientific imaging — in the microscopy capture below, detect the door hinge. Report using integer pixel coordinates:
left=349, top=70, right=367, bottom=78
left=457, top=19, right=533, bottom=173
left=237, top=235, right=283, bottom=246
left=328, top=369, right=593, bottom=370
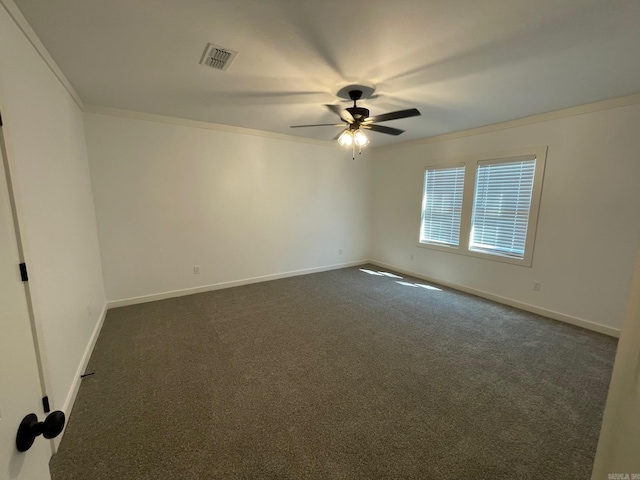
left=19, top=263, right=28, bottom=281
left=42, top=396, right=51, bottom=413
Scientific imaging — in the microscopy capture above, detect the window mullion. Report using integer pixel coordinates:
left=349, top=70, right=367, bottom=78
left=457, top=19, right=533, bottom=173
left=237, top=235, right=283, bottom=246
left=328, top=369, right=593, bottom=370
left=458, top=161, right=476, bottom=253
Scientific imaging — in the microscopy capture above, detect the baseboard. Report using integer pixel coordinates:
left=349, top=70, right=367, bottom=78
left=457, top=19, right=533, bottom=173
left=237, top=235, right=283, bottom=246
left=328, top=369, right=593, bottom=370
left=107, top=260, right=370, bottom=309
left=369, top=260, right=620, bottom=338
left=54, top=302, right=108, bottom=450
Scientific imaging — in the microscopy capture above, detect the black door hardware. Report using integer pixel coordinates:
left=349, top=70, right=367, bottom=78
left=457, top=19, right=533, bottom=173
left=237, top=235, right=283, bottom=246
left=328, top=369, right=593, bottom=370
left=16, top=411, right=65, bottom=452
left=19, top=263, right=28, bottom=282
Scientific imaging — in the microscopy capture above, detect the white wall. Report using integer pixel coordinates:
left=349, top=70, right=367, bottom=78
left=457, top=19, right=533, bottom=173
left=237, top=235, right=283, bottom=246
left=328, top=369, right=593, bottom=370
left=84, top=112, right=371, bottom=302
left=0, top=4, right=106, bottom=414
left=591, top=241, right=640, bottom=477
left=371, top=102, right=640, bottom=333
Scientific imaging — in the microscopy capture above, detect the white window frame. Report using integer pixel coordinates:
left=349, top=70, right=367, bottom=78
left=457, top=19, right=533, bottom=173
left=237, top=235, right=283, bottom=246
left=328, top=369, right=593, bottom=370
left=417, top=147, right=547, bottom=267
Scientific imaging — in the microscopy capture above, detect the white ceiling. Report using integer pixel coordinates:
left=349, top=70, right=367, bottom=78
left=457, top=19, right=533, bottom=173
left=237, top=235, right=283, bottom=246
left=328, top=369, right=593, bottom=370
left=12, top=0, right=640, bottom=146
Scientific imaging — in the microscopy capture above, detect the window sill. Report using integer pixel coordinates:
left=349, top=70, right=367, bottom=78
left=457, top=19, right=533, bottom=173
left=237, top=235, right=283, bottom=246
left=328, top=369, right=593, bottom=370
left=416, top=241, right=533, bottom=267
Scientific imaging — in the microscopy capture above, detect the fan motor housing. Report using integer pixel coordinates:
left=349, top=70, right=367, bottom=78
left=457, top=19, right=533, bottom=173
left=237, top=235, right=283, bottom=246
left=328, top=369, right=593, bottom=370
left=347, top=107, right=370, bottom=121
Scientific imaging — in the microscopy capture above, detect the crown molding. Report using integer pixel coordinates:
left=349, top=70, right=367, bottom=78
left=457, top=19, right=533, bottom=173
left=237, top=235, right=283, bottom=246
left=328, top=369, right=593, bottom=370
left=374, top=92, right=640, bottom=151
left=83, top=105, right=336, bottom=147
left=1, top=0, right=83, bottom=109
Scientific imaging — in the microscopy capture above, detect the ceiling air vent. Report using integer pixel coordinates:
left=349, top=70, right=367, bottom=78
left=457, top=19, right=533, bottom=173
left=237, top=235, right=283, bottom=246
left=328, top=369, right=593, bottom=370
left=199, top=43, right=237, bottom=71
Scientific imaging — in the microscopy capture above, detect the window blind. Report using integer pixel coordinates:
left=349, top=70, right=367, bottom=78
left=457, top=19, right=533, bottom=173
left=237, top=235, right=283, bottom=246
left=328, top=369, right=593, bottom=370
left=469, top=158, right=536, bottom=259
left=420, top=166, right=465, bottom=247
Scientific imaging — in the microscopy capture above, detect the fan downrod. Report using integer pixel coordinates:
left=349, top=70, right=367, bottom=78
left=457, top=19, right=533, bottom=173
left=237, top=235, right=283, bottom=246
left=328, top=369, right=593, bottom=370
left=346, top=90, right=369, bottom=122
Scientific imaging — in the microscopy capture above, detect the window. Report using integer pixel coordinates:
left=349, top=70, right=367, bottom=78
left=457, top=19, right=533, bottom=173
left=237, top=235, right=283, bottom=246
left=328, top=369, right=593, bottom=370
left=470, top=159, right=536, bottom=259
left=420, top=165, right=465, bottom=247
left=418, top=148, right=546, bottom=266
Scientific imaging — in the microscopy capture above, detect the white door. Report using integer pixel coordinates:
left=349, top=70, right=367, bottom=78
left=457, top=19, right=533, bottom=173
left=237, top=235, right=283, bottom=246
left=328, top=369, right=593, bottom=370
left=0, top=128, right=52, bottom=479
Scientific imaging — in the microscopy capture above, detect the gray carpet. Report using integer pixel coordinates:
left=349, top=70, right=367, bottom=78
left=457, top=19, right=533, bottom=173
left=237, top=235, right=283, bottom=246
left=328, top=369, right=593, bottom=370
left=50, top=265, right=617, bottom=479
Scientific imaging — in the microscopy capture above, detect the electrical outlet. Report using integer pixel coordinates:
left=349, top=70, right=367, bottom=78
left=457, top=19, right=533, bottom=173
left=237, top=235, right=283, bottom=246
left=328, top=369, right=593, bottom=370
left=194, top=265, right=200, bottom=274
left=533, top=281, right=541, bottom=292
left=339, top=249, right=343, bottom=255
left=410, top=254, right=414, bottom=261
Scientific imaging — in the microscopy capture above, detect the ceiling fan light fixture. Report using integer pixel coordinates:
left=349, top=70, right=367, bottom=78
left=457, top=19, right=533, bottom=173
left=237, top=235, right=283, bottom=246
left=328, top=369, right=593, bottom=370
left=353, top=129, right=369, bottom=147
left=338, top=128, right=368, bottom=149
left=338, top=129, right=354, bottom=147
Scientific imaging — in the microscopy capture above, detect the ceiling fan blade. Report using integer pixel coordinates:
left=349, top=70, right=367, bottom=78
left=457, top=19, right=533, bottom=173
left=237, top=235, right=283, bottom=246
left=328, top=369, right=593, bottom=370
left=325, top=104, right=354, bottom=124
left=362, top=124, right=405, bottom=136
left=290, top=123, right=346, bottom=128
left=366, top=108, right=421, bottom=123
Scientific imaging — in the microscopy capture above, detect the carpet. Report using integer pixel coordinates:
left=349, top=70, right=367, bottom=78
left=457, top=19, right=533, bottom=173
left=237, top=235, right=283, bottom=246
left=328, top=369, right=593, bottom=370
left=50, top=265, right=617, bottom=479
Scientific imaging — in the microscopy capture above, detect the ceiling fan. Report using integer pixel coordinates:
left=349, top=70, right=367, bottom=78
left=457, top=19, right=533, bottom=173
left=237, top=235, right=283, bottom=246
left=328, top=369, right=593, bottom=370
left=290, top=88, right=421, bottom=155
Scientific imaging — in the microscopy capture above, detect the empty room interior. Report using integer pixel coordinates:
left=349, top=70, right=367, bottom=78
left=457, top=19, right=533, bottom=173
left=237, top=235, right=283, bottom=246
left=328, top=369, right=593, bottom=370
left=1, top=0, right=640, bottom=479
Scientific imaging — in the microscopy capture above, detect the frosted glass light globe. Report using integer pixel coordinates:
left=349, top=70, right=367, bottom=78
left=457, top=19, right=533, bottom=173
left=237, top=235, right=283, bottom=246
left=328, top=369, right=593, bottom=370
left=353, top=129, right=369, bottom=147
left=338, top=130, right=354, bottom=147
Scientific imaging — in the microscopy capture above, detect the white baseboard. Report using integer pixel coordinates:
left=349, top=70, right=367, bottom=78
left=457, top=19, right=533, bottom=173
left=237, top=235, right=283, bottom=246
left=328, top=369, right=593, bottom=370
left=369, top=260, right=620, bottom=338
left=54, top=302, right=108, bottom=450
left=107, top=260, right=369, bottom=309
